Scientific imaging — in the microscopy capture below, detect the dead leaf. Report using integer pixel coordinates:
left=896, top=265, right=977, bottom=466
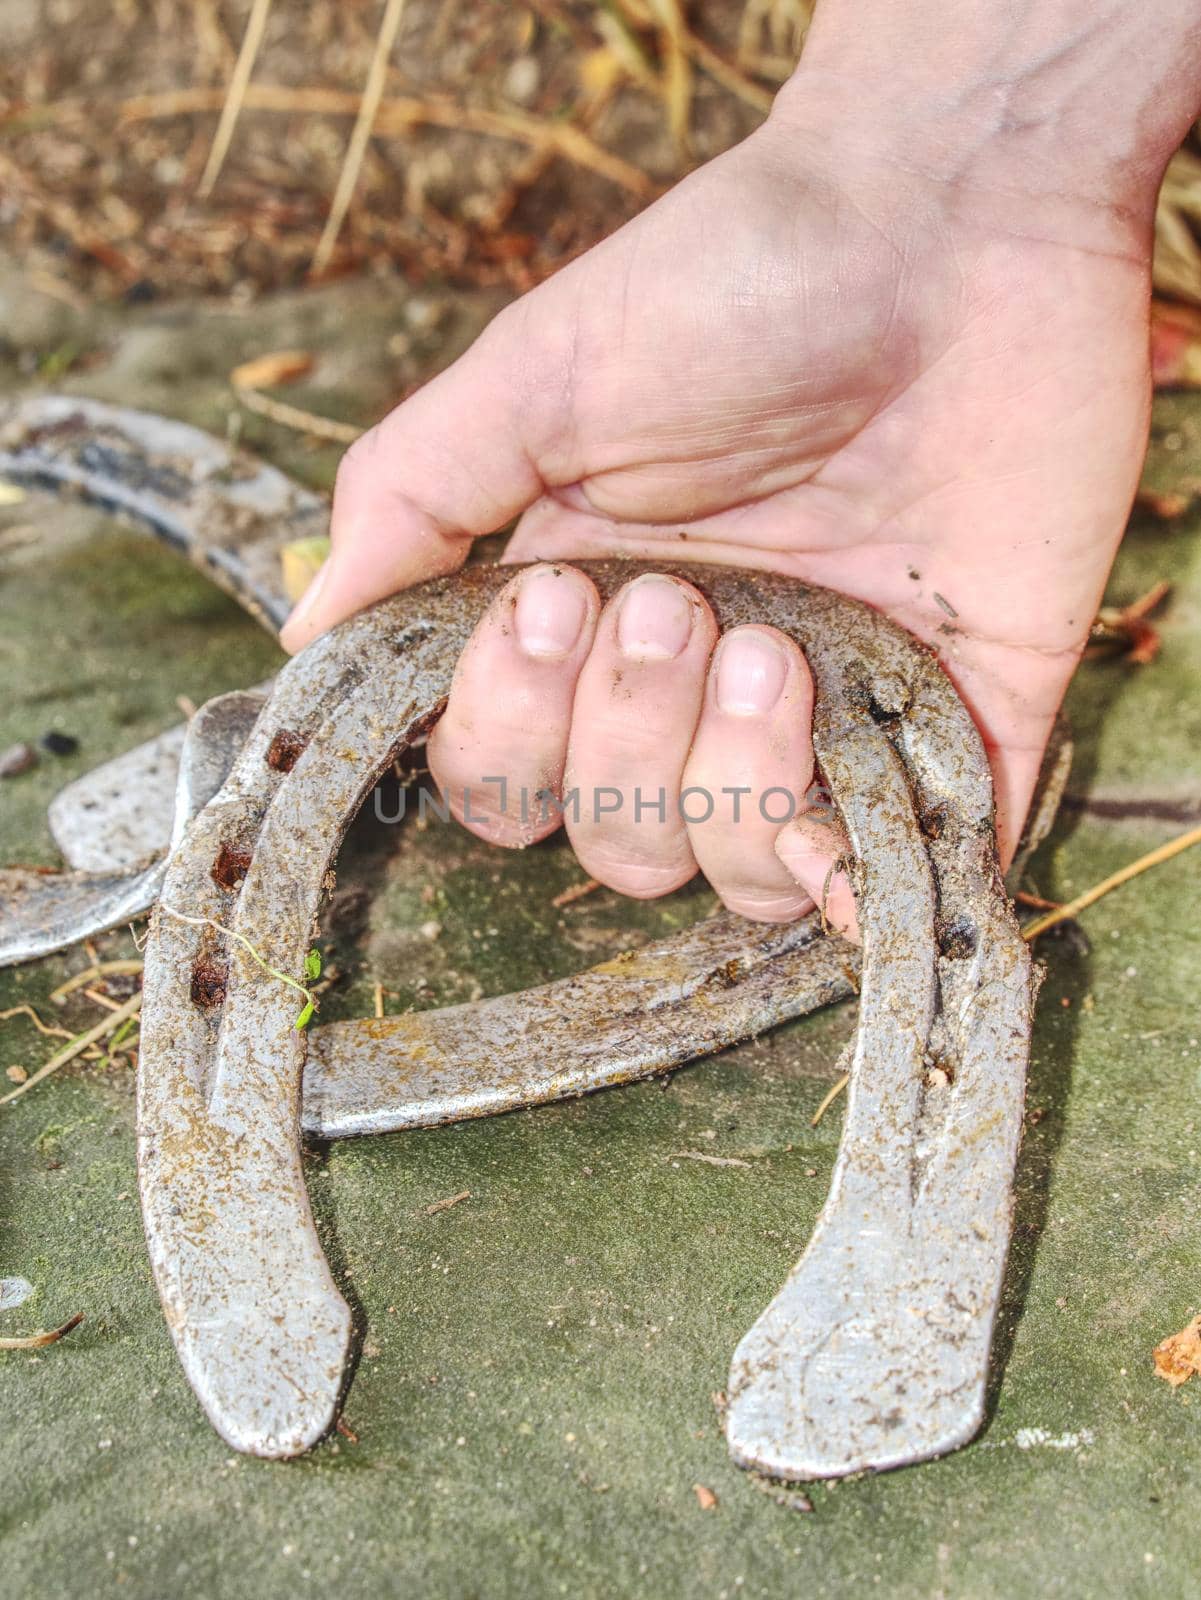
left=1136, top=488, right=1193, bottom=520
left=5, top=1065, right=27, bottom=1084
left=693, top=1483, right=718, bottom=1510
left=230, top=348, right=315, bottom=391
left=1153, top=1315, right=1201, bottom=1387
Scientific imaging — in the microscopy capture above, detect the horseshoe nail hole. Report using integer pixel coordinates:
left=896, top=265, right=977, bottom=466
left=211, top=842, right=253, bottom=891
left=266, top=728, right=308, bottom=773
left=866, top=698, right=902, bottom=729
left=920, top=804, right=950, bottom=841
left=190, top=957, right=228, bottom=1008
left=936, top=917, right=978, bottom=961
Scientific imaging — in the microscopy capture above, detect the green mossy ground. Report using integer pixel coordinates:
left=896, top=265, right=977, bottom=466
left=2, top=290, right=1200, bottom=1598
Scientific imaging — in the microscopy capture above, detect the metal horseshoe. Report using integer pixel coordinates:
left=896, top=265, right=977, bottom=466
left=1, top=397, right=1037, bottom=1481
left=136, top=560, right=1034, bottom=1474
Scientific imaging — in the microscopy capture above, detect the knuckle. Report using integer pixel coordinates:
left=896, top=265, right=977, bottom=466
left=573, top=840, right=696, bottom=900
left=718, top=886, right=813, bottom=923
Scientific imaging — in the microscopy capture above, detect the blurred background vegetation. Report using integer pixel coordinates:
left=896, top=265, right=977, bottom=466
left=0, top=0, right=1197, bottom=306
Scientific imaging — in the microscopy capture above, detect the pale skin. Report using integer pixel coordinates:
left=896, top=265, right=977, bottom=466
left=282, top=0, right=1201, bottom=938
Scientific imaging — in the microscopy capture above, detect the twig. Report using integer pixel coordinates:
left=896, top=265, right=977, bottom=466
left=82, top=987, right=125, bottom=1014
left=423, top=1189, right=471, bottom=1216
left=0, top=1312, right=84, bottom=1351
left=233, top=384, right=362, bottom=444
left=0, top=991, right=143, bottom=1107
left=685, top=32, right=773, bottom=112
left=1015, top=890, right=1062, bottom=912
left=649, top=0, right=693, bottom=155
left=1022, top=822, right=1201, bottom=941
left=312, top=0, right=410, bottom=277
left=197, top=0, right=275, bottom=196
left=49, top=960, right=144, bottom=1005
left=0, top=1004, right=73, bottom=1042
left=810, top=1072, right=849, bottom=1128
left=551, top=877, right=601, bottom=908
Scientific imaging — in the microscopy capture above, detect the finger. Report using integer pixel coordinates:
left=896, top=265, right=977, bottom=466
left=681, top=626, right=817, bottom=922
left=775, top=810, right=859, bottom=942
left=565, top=574, right=717, bottom=897
left=280, top=310, right=543, bottom=652
left=426, top=565, right=599, bottom=846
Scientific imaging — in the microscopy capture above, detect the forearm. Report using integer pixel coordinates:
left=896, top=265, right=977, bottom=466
left=774, top=0, right=1201, bottom=254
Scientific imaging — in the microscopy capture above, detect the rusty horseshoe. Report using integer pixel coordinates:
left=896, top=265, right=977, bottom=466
left=1, top=398, right=1037, bottom=1481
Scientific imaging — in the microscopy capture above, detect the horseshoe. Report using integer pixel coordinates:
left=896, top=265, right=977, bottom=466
left=2, top=397, right=1037, bottom=1480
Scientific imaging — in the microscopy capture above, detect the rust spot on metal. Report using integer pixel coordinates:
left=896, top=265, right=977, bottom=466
left=211, top=841, right=253, bottom=890
left=919, top=803, right=950, bottom=841
left=190, top=957, right=228, bottom=1008
left=265, top=728, right=307, bottom=773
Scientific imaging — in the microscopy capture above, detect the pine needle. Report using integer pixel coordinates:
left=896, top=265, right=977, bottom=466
left=233, top=384, right=362, bottom=444
left=810, top=1072, right=849, bottom=1128
left=311, top=0, right=410, bottom=277
left=0, top=1312, right=84, bottom=1351
left=197, top=0, right=274, bottom=197
left=1022, top=822, right=1201, bottom=941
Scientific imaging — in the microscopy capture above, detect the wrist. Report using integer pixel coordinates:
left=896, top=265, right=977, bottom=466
left=770, top=1, right=1201, bottom=259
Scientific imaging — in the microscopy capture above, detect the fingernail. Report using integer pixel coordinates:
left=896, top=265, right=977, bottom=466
left=616, top=575, right=693, bottom=661
left=280, top=556, right=331, bottom=649
left=716, top=630, right=787, bottom=714
left=514, top=567, right=589, bottom=658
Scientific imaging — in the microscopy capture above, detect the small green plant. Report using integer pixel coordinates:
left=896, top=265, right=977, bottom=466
left=295, top=948, right=322, bottom=1029
left=158, top=905, right=321, bottom=1030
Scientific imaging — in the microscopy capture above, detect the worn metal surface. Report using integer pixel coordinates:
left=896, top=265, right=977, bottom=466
left=0, top=399, right=1035, bottom=1480
left=0, top=394, right=300, bottom=964
left=0, top=394, right=315, bottom=629
left=303, top=909, right=856, bottom=1138
left=48, top=725, right=187, bottom=873
left=46, top=681, right=275, bottom=873
left=135, top=559, right=1033, bottom=1472
left=0, top=692, right=263, bottom=968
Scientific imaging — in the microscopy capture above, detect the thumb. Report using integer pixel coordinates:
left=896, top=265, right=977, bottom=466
left=279, top=312, right=543, bottom=652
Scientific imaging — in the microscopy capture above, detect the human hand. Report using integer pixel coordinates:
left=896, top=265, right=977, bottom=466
left=281, top=4, right=1201, bottom=933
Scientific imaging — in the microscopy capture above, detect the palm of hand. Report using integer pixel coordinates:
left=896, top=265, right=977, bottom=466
left=294, top=123, right=1151, bottom=922
left=499, top=127, right=1150, bottom=857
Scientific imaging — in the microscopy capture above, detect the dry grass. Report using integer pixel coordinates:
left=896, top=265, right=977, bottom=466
left=0, top=2, right=1196, bottom=311
left=1158, top=144, right=1201, bottom=306
left=0, top=0, right=782, bottom=301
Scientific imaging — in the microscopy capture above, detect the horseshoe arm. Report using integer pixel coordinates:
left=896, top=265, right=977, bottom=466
left=0, top=692, right=265, bottom=968
left=0, top=394, right=315, bottom=630
left=137, top=563, right=1034, bottom=1470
